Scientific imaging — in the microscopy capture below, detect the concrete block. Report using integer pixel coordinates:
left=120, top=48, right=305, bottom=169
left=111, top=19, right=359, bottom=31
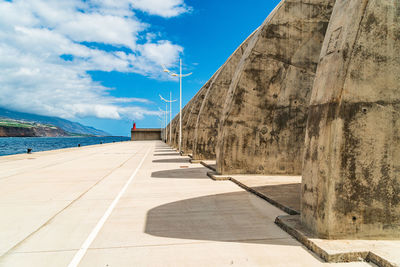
left=301, top=0, right=400, bottom=239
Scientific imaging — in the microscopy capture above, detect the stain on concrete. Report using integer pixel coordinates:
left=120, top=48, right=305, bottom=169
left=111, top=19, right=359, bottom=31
left=301, top=0, right=400, bottom=239
left=217, top=0, right=335, bottom=175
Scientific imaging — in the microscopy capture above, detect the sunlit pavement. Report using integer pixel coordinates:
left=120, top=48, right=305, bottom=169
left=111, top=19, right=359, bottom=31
left=0, top=141, right=374, bottom=266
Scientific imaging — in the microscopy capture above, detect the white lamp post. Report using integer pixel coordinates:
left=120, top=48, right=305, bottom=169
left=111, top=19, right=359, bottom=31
left=164, top=103, right=167, bottom=142
left=162, top=59, right=192, bottom=153
left=157, top=117, right=164, bottom=140
left=159, top=93, right=177, bottom=144
left=158, top=107, right=167, bottom=142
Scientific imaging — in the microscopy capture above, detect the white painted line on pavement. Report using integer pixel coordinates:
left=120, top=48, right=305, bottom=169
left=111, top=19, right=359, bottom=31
left=68, top=146, right=152, bottom=267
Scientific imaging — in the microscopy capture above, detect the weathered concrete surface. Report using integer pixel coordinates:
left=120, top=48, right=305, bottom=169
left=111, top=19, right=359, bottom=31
left=301, top=0, right=400, bottom=239
left=216, top=0, right=335, bottom=175
left=0, top=141, right=373, bottom=266
left=181, top=85, right=208, bottom=154
left=131, top=128, right=161, bottom=141
left=168, top=90, right=197, bottom=151
left=177, top=99, right=193, bottom=150
left=192, top=30, right=258, bottom=160
left=168, top=114, right=179, bottom=148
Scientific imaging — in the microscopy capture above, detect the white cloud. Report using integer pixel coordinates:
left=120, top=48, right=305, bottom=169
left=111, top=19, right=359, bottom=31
left=139, top=40, right=184, bottom=66
left=110, top=97, right=153, bottom=104
left=57, top=13, right=145, bottom=49
left=0, top=0, right=189, bottom=121
left=89, top=0, right=190, bottom=18
left=130, top=0, right=190, bottom=18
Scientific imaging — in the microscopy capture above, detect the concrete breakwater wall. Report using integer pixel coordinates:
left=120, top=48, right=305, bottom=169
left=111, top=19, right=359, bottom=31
left=216, top=0, right=335, bottom=175
left=301, top=0, right=400, bottom=239
left=165, top=0, right=400, bottom=239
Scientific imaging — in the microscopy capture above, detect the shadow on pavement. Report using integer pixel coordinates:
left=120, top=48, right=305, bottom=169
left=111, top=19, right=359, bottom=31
left=151, top=167, right=208, bottom=179
left=153, top=153, right=181, bottom=156
left=144, top=190, right=301, bottom=246
left=153, top=158, right=190, bottom=164
left=154, top=149, right=176, bottom=153
left=252, top=184, right=301, bottom=213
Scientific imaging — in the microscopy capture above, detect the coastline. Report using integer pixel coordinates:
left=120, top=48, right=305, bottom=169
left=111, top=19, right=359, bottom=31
left=0, top=141, right=114, bottom=160
left=0, top=125, right=67, bottom=137
left=0, top=136, right=130, bottom=157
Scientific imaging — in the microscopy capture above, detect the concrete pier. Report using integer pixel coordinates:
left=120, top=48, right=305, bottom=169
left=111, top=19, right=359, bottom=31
left=161, top=0, right=400, bottom=257
left=0, top=141, right=375, bottom=266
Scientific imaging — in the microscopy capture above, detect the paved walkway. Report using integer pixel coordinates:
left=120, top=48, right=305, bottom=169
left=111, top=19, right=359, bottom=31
left=0, top=141, right=373, bottom=266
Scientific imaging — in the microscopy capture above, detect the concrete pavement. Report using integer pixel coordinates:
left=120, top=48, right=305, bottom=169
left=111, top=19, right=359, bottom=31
left=0, top=141, right=374, bottom=266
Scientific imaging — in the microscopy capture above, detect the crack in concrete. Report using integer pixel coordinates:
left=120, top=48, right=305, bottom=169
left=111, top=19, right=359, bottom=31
left=11, top=237, right=293, bottom=255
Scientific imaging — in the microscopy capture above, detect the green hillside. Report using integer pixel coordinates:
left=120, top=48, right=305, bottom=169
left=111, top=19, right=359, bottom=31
left=0, top=118, right=58, bottom=129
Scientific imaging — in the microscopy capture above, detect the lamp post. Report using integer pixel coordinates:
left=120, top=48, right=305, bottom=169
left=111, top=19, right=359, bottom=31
left=162, top=59, right=192, bottom=153
left=157, top=117, right=164, bottom=141
left=159, top=93, right=177, bottom=144
left=158, top=107, right=166, bottom=142
left=164, top=102, right=167, bottom=142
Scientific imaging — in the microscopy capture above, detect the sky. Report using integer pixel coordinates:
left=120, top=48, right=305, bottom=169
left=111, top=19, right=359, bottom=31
left=0, top=0, right=281, bottom=136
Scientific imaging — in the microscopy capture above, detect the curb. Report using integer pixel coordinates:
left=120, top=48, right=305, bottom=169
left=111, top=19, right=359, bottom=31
left=206, top=171, right=230, bottom=181
left=230, top=178, right=299, bottom=215
left=200, top=161, right=217, bottom=172
left=275, top=215, right=395, bottom=267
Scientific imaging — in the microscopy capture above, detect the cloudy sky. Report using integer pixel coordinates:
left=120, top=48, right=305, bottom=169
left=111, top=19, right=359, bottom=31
left=0, top=0, right=279, bottom=136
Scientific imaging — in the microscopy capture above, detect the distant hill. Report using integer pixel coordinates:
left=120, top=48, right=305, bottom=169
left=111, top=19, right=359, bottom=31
left=0, top=107, right=110, bottom=136
left=0, top=118, right=68, bottom=137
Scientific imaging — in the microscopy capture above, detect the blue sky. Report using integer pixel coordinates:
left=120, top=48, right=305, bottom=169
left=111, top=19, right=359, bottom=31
left=0, top=0, right=280, bottom=136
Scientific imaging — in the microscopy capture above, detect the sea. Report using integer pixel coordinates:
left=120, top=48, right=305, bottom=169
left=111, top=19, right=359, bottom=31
left=0, top=136, right=131, bottom=156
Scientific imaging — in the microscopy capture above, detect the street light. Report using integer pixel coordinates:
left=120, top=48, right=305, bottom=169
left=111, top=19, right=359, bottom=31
left=158, top=107, right=167, bottom=142
left=157, top=117, right=164, bottom=141
left=159, top=93, right=177, bottom=144
left=162, top=59, right=192, bottom=153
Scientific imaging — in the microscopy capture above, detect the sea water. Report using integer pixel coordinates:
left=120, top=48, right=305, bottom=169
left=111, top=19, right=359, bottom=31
left=0, top=136, right=131, bottom=156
